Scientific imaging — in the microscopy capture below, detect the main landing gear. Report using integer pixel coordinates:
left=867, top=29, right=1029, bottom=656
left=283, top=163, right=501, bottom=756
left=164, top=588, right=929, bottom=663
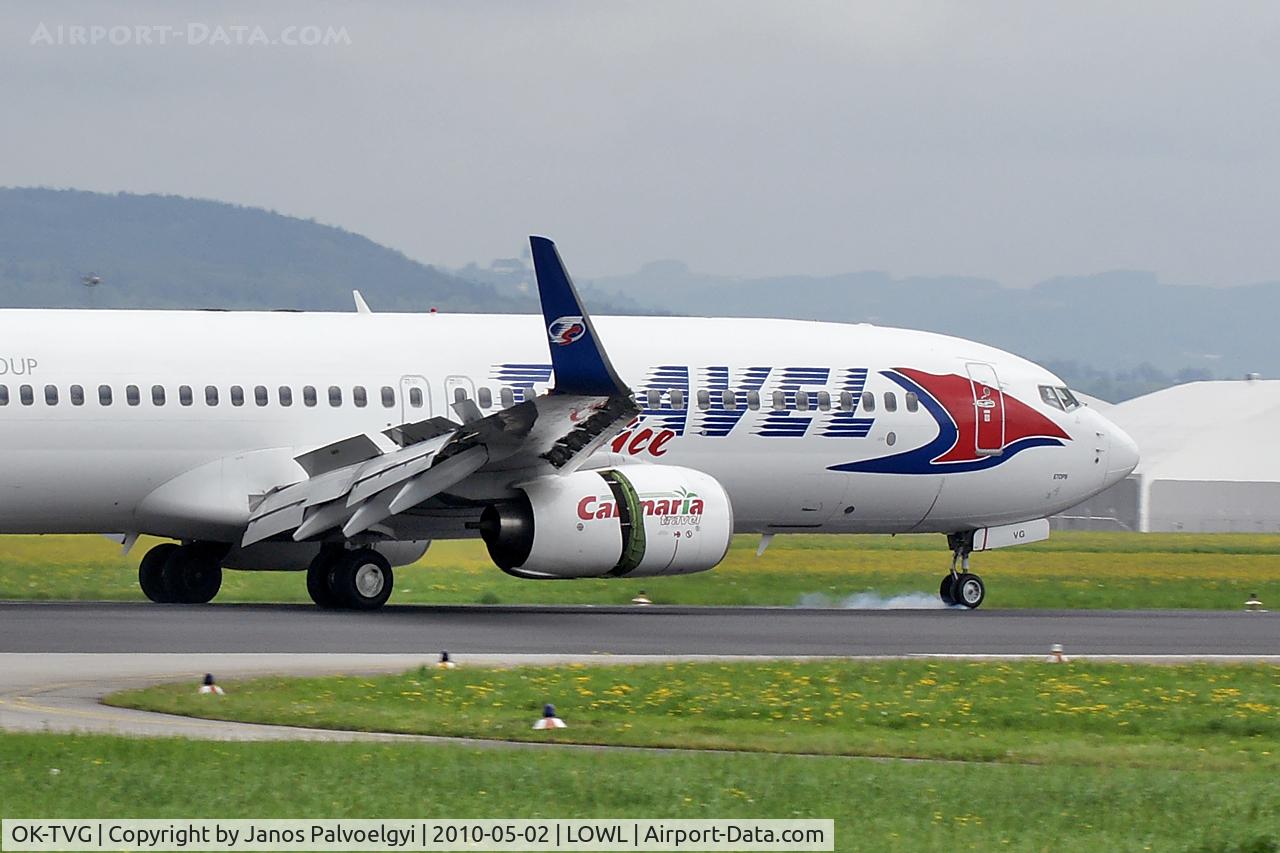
left=138, top=542, right=225, bottom=604
left=939, top=531, right=985, bottom=609
left=306, top=545, right=394, bottom=611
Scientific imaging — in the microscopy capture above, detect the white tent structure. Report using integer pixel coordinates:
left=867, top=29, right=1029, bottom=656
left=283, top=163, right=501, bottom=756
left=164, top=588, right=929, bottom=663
left=1055, top=379, right=1280, bottom=532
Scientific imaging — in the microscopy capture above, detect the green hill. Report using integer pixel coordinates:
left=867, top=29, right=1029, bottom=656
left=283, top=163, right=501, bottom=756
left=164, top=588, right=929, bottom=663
left=0, top=187, right=538, bottom=313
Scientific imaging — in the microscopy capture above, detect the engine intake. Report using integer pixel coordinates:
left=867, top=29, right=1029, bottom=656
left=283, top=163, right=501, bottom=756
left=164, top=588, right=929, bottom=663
left=479, top=466, right=733, bottom=579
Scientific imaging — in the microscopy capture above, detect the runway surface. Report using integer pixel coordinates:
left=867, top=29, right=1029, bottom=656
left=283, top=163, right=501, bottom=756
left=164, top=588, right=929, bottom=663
left=2, top=600, right=1277, bottom=655
left=1, top=602, right=1275, bottom=742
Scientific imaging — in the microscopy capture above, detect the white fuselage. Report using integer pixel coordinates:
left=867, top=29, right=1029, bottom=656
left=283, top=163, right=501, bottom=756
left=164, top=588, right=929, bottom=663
left=0, top=310, right=1136, bottom=543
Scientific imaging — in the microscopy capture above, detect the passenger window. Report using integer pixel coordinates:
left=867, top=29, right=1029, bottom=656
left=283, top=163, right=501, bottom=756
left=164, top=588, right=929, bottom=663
left=353, top=386, right=368, bottom=408
left=70, top=385, right=84, bottom=406
left=646, top=389, right=660, bottom=409
left=45, top=385, right=58, bottom=405
left=477, top=387, right=492, bottom=408
left=0, top=385, right=8, bottom=406
left=408, top=387, right=423, bottom=408
left=839, top=391, right=853, bottom=411
left=817, top=391, right=831, bottom=411
left=230, top=386, right=245, bottom=407
left=453, top=387, right=468, bottom=404
left=795, top=391, right=809, bottom=411
left=278, top=386, right=293, bottom=407
left=500, top=387, right=515, bottom=408
left=723, top=389, right=737, bottom=410
left=381, top=386, right=395, bottom=408
left=862, top=391, right=875, bottom=412
left=254, top=385, right=268, bottom=406
left=697, top=389, right=710, bottom=411
left=905, top=392, right=919, bottom=412
left=151, top=385, right=165, bottom=406
left=670, top=389, right=685, bottom=409
left=303, top=386, right=317, bottom=407
left=205, top=385, right=219, bottom=406
left=20, top=385, right=33, bottom=405
left=99, top=385, right=113, bottom=406
left=179, top=385, right=193, bottom=406
left=1039, top=385, right=1064, bottom=411
left=747, top=390, right=761, bottom=410
left=126, top=385, right=140, bottom=406
left=328, top=386, right=342, bottom=407
left=772, top=390, right=786, bottom=410
left=884, top=392, right=897, bottom=412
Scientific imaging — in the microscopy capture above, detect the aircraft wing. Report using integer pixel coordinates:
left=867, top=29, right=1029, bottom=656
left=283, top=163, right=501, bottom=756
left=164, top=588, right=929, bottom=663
left=241, top=236, right=639, bottom=547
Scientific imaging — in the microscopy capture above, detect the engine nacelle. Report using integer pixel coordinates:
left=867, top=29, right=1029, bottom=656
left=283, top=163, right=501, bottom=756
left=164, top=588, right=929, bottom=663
left=479, top=466, right=733, bottom=579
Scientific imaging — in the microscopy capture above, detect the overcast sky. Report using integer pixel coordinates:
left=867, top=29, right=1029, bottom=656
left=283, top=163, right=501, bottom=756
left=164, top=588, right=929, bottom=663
left=2, top=1, right=1279, bottom=285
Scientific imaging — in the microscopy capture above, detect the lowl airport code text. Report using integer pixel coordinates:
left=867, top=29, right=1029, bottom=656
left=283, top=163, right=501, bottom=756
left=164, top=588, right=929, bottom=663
left=1, top=819, right=835, bottom=851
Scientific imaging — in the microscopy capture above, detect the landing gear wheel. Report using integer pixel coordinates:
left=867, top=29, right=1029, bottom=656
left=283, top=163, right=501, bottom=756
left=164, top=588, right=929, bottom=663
left=330, top=549, right=393, bottom=611
left=953, top=572, right=985, bottom=609
left=139, top=543, right=180, bottom=603
left=160, top=544, right=224, bottom=604
left=939, top=575, right=957, bottom=606
left=181, top=555, right=223, bottom=604
left=943, top=532, right=982, bottom=609
left=306, top=548, right=343, bottom=609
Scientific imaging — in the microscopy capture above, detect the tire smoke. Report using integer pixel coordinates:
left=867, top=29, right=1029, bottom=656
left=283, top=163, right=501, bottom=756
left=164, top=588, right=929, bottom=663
left=797, top=591, right=960, bottom=610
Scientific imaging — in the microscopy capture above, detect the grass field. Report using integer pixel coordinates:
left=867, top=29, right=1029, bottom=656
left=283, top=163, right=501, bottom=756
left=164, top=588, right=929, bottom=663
left=2, top=531, right=1280, bottom=609
left=111, top=660, right=1280, bottom=771
left=3, top=732, right=1277, bottom=852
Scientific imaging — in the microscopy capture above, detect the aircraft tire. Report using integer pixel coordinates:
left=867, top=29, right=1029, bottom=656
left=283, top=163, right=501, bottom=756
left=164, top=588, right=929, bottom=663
left=161, top=543, right=224, bottom=604
left=139, top=543, right=180, bottom=603
left=331, top=548, right=394, bottom=611
left=954, top=572, right=985, bottom=609
left=306, top=548, right=343, bottom=609
left=939, top=575, right=957, bottom=606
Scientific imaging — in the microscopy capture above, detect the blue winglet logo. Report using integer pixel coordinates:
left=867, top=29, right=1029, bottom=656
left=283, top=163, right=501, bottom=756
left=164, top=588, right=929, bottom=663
left=548, top=315, right=587, bottom=346
left=530, top=236, right=629, bottom=397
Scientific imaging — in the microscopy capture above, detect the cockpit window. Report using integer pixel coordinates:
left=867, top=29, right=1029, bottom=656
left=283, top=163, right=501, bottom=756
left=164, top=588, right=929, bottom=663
left=1039, top=385, right=1064, bottom=411
left=1040, top=385, right=1082, bottom=411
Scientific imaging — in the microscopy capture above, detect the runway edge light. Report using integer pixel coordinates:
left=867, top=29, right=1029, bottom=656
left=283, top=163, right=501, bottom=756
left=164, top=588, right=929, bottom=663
left=1047, top=644, right=1068, bottom=664
left=533, top=703, right=567, bottom=730
left=198, top=673, right=225, bottom=695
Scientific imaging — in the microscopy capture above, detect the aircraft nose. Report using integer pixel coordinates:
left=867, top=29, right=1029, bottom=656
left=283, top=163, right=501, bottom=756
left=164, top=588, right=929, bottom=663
left=1104, top=419, right=1139, bottom=487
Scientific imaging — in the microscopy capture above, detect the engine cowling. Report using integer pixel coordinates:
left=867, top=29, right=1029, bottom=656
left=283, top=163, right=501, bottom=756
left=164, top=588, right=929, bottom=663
left=479, top=466, right=734, bottom=579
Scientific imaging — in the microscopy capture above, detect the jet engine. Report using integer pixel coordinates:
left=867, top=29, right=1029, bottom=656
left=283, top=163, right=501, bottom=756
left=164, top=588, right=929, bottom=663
left=478, top=466, right=733, bottom=579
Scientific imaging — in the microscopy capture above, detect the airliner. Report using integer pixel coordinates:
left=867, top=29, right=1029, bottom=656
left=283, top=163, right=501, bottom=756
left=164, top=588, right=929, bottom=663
left=0, top=237, right=1137, bottom=610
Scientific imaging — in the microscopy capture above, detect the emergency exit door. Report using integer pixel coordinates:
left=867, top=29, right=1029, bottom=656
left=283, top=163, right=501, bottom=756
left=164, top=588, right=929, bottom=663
left=966, top=363, right=1005, bottom=456
left=399, top=375, right=431, bottom=424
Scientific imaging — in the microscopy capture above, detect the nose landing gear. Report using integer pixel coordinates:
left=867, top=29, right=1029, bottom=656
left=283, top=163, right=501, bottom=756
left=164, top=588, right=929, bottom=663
left=940, top=531, right=985, bottom=609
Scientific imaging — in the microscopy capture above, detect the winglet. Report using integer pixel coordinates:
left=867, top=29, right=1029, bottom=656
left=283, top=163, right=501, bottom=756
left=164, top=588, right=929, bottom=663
left=353, top=290, right=372, bottom=314
left=529, top=236, right=629, bottom=396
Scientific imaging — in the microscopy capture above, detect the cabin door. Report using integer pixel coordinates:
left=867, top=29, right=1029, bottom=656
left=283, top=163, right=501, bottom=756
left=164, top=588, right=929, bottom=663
left=966, top=363, right=1005, bottom=456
